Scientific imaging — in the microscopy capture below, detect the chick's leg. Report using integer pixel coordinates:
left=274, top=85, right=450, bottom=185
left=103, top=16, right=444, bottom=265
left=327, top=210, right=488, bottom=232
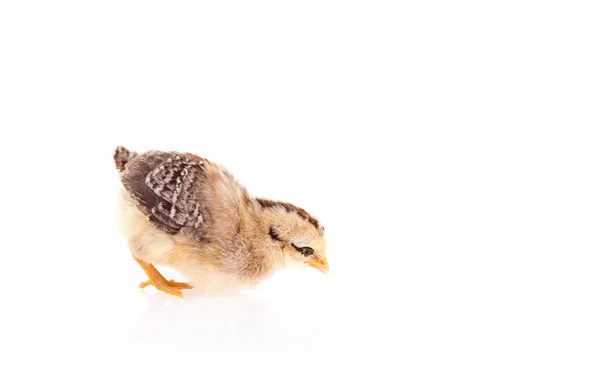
left=134, top=258, right=192, bottom=297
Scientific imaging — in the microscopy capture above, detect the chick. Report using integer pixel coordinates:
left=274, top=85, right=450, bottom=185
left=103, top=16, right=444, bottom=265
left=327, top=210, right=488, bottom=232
left=113, top=146, right=328, bottom=297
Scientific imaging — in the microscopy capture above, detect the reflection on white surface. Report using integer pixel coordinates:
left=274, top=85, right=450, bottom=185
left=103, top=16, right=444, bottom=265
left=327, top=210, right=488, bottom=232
left=128, top=290, right=323, bottom=355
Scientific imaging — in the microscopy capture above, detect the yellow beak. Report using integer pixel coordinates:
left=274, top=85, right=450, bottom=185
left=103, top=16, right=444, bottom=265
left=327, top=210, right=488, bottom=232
left=307, top=257, right=329, bottom=274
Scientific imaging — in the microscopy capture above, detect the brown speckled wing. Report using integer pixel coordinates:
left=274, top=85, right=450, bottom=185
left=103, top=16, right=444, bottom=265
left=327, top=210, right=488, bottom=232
left=120, top=151, right=209, bottom=240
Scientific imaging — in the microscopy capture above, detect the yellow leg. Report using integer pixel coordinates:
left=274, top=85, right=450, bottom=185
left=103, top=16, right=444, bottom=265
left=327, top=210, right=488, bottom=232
left=134, top=258, right=192, bottom=297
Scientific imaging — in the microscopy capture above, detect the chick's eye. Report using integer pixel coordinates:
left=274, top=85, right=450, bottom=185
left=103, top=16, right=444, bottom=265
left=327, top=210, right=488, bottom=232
left=291, top=243, right=314, bottom=257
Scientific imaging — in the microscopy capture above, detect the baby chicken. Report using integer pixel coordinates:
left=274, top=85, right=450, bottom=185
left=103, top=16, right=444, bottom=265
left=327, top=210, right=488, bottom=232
left=113, top=146, right=328, bottom=297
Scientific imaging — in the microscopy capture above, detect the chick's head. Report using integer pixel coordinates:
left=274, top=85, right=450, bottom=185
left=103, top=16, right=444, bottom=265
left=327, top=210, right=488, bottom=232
left=257, top=199, right=328, bottom=274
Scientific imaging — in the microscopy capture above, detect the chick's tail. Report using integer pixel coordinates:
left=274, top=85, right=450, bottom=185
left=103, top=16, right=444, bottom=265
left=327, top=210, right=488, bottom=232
left=113, top=146, right=138, bottom=172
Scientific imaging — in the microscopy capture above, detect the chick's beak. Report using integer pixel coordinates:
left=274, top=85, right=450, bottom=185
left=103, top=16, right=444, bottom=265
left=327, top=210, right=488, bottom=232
left=307, top=256, right=329, bottom=274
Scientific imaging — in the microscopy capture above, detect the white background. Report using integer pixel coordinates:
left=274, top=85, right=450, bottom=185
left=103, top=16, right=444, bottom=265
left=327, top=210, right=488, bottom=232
left=1, top=1, right=598, bottom=378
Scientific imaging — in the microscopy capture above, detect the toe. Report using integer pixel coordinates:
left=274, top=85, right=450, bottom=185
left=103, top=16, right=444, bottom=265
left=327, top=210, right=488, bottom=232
left=165, top=287, right=184, bottom=298
left=167, top=280, right=193, bottom=289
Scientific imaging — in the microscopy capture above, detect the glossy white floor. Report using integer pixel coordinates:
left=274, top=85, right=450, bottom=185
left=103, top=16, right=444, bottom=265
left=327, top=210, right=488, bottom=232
left=2, top=1, right=599, bottom=378
left=7, top=178, right=599, bottom=378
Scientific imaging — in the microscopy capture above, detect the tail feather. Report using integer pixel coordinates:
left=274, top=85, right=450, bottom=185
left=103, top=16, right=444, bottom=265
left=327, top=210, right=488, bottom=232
left=114, top=146, right=138, bottom=172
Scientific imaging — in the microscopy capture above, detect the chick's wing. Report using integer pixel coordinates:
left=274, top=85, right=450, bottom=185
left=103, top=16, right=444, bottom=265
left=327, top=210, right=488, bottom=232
left=120, top=150, right=210, bottom=242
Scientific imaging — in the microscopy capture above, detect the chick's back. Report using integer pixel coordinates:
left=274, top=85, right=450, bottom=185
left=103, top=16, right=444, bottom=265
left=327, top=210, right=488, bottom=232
left=116, top=148, right=247, bottom=248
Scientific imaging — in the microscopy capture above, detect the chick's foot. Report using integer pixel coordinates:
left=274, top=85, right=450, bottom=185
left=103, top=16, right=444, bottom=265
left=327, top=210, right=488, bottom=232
left=139, top=279, right=192, bottom=290
left=134, top=258, right=193, bottom=298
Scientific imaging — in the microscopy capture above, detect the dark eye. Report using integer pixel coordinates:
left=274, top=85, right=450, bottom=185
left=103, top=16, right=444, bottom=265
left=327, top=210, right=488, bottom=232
left=292, top=243, right=314, bottom=257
